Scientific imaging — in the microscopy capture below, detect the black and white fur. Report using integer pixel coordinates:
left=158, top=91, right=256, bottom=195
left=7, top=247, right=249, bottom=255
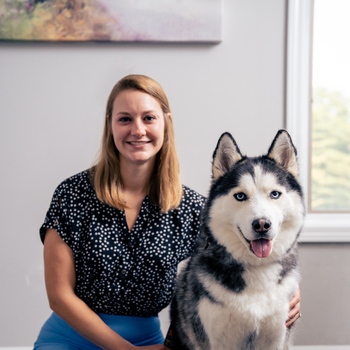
left=169, top=130, right=304, bottom=350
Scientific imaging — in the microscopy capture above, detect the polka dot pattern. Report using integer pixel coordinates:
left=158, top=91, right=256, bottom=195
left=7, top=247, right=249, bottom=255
left=40, top=170, right=205, bottom=317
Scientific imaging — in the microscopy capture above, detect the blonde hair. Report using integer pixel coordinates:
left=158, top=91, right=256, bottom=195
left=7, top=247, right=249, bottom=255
left=92, top=74, right=182, bottom=212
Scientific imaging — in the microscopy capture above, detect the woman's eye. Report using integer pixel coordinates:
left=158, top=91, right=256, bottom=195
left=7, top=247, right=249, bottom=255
left=144, top=115, right=155, bottom=121
left=270, top=191, right=281, bottom=199
left=118, top=116, right=131, bottom=123
left=234, top=192, right=247, bottom=201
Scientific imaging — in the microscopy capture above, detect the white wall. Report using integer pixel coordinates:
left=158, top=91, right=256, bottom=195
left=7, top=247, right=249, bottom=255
left=0, top=0, right=290, bottom=346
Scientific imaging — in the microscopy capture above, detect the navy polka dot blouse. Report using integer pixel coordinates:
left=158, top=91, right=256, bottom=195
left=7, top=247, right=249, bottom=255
left=40, top=170, right=206, bottom=317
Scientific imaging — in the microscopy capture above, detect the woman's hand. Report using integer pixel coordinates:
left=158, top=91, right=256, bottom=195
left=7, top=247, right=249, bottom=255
left=286, top=286, right=301, bottom=328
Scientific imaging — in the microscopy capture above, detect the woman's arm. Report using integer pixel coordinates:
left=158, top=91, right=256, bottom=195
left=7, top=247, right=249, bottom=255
left=286, top=286, right=301, bottom=328
left=44, top=229, right=164, bottom=350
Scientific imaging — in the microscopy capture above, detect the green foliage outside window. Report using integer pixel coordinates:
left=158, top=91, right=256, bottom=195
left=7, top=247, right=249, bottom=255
left=311, top=88, right=350, bottom=211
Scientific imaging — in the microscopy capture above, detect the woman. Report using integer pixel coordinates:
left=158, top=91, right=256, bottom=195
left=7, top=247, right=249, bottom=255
left=34, top=74, right=300, bottom=349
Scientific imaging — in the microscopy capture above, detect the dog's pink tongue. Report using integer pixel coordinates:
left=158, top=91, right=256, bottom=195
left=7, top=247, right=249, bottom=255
left=251, top=239, right=272, bottom=258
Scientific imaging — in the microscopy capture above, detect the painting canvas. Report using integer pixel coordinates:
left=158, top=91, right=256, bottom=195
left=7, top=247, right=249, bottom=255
left=0, top=0, right=222, bottom=42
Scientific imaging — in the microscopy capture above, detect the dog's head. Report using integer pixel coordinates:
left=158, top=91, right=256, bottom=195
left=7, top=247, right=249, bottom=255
left=205, top=130, right=305, bottom=264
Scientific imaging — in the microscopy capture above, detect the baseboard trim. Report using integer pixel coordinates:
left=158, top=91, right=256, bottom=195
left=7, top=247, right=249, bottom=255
left=2, top=346, right=350, bottom=350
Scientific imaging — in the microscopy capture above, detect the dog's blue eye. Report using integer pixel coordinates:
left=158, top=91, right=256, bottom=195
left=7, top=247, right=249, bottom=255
left=234, top=193, right=247, bottom=201
left=270, top=191, right=281, bottom=199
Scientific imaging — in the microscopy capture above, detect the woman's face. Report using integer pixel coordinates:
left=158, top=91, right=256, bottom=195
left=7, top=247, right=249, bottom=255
left=111, top=89, right=165, bottom=167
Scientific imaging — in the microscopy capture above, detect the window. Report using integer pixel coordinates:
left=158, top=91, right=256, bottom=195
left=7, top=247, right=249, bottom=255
left=311, top=0, right=350, bottom=212
left=286, top=0, right=350, bottom=241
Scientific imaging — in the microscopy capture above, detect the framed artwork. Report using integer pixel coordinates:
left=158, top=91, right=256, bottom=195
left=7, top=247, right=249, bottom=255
left=0, top=0, right=222, bottom=43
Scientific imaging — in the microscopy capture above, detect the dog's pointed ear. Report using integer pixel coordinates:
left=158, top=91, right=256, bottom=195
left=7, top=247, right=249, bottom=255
left=267, top=129, right=299, bottom=178
left=212, top=132, right=243, bottom=179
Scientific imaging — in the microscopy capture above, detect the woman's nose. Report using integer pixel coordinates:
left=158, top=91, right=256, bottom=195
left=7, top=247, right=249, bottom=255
left=131, top=119, right=146, bottom=137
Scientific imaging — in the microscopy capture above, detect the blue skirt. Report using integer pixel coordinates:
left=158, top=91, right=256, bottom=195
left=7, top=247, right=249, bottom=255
left=34, top=312, right=164, bottom=349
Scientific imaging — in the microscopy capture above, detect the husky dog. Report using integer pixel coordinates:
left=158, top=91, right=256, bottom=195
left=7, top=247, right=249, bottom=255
left=169, top=130, right=304, bottom=350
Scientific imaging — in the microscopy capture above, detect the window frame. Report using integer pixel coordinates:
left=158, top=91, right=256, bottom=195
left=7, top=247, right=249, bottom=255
left=286, top=0, right=350, bottom=242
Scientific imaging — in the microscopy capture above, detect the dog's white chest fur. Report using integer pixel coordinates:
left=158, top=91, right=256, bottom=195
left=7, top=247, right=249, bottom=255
left=197, top=264, right=297, bottom=350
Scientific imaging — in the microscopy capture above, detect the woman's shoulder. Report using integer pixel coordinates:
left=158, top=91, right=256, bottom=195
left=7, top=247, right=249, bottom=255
left=54, top=169, right=93, bottom=196
left=181, top=185, right=206, bottom=209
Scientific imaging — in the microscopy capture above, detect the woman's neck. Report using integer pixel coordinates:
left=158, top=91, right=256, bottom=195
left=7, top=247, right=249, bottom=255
left=119, top=160, right=155, bottom=196
left=119, top=161, right=155, bottom=231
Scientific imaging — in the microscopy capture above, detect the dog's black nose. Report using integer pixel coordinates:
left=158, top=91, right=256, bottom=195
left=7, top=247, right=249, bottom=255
left=252, top=218, right=271, bottom=233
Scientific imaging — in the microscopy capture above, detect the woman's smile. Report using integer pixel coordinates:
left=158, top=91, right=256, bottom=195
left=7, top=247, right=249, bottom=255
left=126, top=140, right=151, bottom=146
